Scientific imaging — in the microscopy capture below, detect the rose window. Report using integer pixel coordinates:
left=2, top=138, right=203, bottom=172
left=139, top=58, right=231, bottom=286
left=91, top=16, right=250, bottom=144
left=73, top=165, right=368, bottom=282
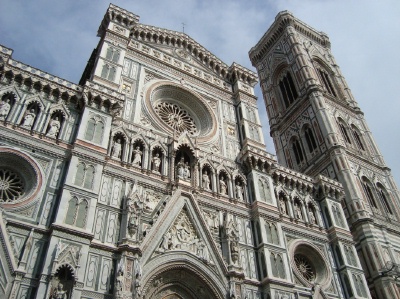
left=0, top=148, right=43, bottom=206
left=0, top=169, right=25, bottom=202
left=154, top=102, right=197, bottom=135
left=294, top=254, right=316, bottom=282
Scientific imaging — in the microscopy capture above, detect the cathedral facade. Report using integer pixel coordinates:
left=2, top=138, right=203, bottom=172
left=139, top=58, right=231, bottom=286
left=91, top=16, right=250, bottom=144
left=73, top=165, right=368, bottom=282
left=0, top=4, right=399, bottom=299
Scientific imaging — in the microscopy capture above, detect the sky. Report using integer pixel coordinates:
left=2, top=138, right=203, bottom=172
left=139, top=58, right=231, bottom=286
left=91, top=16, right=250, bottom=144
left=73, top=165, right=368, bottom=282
left=1, top=0, right=399, bottom=185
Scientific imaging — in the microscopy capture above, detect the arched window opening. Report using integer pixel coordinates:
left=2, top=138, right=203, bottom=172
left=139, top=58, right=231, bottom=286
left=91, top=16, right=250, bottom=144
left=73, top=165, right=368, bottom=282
left=51, top=265, right=74, bottom=299
left=85, top=117, right=105, bottom=144
left=101, top=64, right=116, bottom=82
left=278, top=72, right=298, bottom=108
left=74, top=163, right=85, bottom=187
left=292, top=138, right=304, bottom=165
left=75, top=200, right=88, bottom=228
left=361, top=177, right=378, bottom=209
left=106, top=46, right=120, bottom=63
left=83, top=166, right=95, bottom=189
left=101, top=64, right=110, bottom=79
left=277, top=254, right=286, bottom=279
left=65, top=197, right=78, bottom=225
left=338, top=120, right=352, bottom=144
left=377, top=183, right=393, bottom=215
left=304, top=126, right=317, bottom=153
left=265, top=222, right=279, bottom=245
left=351, top=126, right=365, bottom=151
left=74, top=162, right=95, bottom=190
left=318, top=69, right=336, bottom=97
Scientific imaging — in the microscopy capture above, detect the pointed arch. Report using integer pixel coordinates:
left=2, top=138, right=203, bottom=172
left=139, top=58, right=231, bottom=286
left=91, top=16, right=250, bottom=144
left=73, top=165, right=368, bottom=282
left=376, top=183, right=393, bottom=215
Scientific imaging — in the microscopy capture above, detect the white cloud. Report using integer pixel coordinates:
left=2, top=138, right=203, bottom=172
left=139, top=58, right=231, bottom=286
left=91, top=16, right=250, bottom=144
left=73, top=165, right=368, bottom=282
left=1, top=0, right=399, bottom=184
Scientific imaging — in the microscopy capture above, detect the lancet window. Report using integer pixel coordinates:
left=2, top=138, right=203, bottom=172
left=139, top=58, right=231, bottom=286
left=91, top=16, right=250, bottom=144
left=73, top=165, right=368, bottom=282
left=74, top=162, right=95, bottom=190
left=318, top=69, right=337, bottom=97
left=377, top=183, right=393, bottom=215
left=303, top=125, right=318, bottom=153
left=85, top=116, right=105, bottom=144
left=105, top=46, right=120, bottom=63
left=278, top=72, right=298, bottom=108
left=101, top=64, right=116, bottom=81
left=65, top=197, right=88, bottom=228
left=352, top=125, right=365, bottom=151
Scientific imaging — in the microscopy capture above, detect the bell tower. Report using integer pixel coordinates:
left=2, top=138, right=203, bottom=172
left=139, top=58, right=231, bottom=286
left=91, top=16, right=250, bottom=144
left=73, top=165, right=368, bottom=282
left=250, top=11, right=400, bottom=298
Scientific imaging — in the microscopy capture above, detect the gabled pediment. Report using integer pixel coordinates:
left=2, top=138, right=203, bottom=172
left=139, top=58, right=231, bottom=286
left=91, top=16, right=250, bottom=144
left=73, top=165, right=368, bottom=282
left=130, top=24, right=258, bottom=86
left=140, top=190, right=228, bottom=279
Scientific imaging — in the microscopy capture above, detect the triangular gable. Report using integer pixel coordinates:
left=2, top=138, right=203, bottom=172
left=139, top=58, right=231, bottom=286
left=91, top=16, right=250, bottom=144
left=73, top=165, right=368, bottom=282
left=49, top=102, right=71, bottom=118
left=140, top=190, right=228, bottom=280
left=175, top=131, right=197, bottom=151
left=24, top=94, right=46, bottom=109
left=0, top=85, right=23, bottom=100
left=131, top=24, right=229, bottom=79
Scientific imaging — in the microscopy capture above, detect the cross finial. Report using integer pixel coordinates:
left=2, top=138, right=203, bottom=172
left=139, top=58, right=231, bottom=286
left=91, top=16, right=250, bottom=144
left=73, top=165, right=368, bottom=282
left=182, top=22, right=186, bottom=33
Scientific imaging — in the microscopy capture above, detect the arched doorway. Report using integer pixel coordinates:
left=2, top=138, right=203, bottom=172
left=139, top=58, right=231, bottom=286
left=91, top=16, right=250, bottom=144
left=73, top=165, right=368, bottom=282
left=143, top=265, right=224, bottom=299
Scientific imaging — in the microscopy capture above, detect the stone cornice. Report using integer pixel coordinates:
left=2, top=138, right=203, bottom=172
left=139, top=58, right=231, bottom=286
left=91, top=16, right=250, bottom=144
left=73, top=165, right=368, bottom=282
left=130, top=24, right=257, bottom=86
left=98, top=3, right=139, bottom=37
left=3, top=58, right=82, bottom=94
left=249, top=11, right=330, bottom=66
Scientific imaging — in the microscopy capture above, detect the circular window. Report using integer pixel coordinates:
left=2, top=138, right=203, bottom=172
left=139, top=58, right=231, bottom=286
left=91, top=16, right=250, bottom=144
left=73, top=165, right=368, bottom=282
left=0, top=148, right=42, bottom=207
left=145, top=82, right=217, bottom=142
left=294, top=254, right=315, bottom=282
left=290, top=240, right=331, bottom=288
left=154, top=102, right=197, bottom=135
left=0, top=169, right=25, bottom=202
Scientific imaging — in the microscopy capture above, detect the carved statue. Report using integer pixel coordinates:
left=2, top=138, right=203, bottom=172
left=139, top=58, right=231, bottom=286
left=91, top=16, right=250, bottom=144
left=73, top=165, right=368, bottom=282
left=115, top=270, right=124, bottom=297
left=279, top=198, right=286, bottom=215
left=220, top=176, right=227, bottom=195
left=112, top=139, right=122, bottom=159
left=53, top=283, right=67, bottom=299
left=204, top=211, right=218, bottom=232
left=197, top=240, right=209, bottom=262
left=55, top=239, right=62, bottom=259
left=133, top=258, right=142, bottom=298
left=22, top=109, right=36, bottom=128
left=184, top=162, right=191, bottom=180
left=230, top=240, right=239, bottom=264
left=235, top=183, right=243, bottom=201
left=0, top=99, right=11, bottom=120
left=295, top=203, right=302, bottom=220
left=132, top=146, right=142, bottom=165
left=161, top=231, right=172, bottom=251
left=202, top=171, right=210, bottom=190
left=127, top=197, right=139, bottom=238
left=152, top=153, right=161, bottom=172
left=309, top=209, right=316, bottom=224
left=225, top=216, right=239, bottom=239
left=47, top=117, right=61, bottom=137
left=177, top=157, right=185, bottom=179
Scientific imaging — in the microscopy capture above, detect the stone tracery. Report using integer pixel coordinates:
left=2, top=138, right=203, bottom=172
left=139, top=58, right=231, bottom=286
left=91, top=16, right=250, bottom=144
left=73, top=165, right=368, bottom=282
left=0, top=169, right=24, bottom=202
